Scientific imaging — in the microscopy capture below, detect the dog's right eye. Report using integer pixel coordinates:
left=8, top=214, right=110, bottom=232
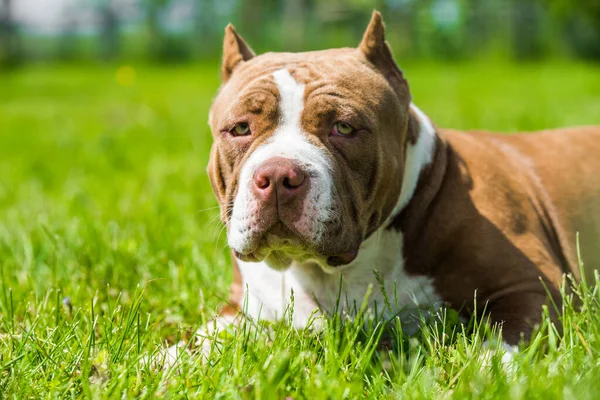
left=231, top=122, right=251, bottom=136
left=331, top=121, right=355, bottom=137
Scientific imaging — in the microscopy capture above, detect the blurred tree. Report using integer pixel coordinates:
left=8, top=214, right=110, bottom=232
left=511, top=0, right=545, bottom=60
left=57, top=8, right=80, bottom=61
left=429, top=0, right=466, bottom=60
left=144, top=0, right=167, bottom=57
left=192, top=0, right=220, bottom=57
left=2, top=0, right=598, bottom=64
left=238, top=0, right=282, bottom=50
left=283, top=0, right=307, bottom=49
left=463, top=0, right=493, bottom=57
left=0, top=0, right=20, bottom=67
left=142, top=0, right=190, bottom=61
left=96, top=0, right=121, bottom=61
left=545, top=0, right=600, bottom=59
left=545, top=0, right=600, bottom=23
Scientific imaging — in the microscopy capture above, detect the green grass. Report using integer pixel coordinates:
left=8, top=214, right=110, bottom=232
left=1, top=61, right=600, bottom=398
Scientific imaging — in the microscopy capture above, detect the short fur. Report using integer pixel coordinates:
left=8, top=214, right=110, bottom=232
left=204, top=11, right=600, bottom=346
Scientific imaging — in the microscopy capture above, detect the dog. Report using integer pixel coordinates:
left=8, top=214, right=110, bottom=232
left=192, top=11, right=600, bottom=357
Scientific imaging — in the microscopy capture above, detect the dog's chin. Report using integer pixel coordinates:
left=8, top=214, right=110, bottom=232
left=232, top=247, right=311, bottom=270
left=234, top=244, right=360, bottom=273
left=265, top=251, right=294, bottom=270
left=229, top=222, right=362, bottom=271
left=230, top=235, right=312, bottom=270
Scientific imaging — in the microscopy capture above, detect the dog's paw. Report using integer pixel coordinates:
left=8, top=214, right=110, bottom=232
left=142, top=314, right=239, bottom=371
left=194, top=314, right=239, bottom=362
left=141, top=340, right=189, bottom=371
left=479, top=340, right=519, bottom=372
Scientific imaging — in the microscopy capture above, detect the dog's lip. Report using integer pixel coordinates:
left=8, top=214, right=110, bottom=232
left=235, top=247, right=360, bottom=268
left=232, top=226, right=362, bottom=267
left=233, top=250, right=264, bottom=263
left=231, top=222, right=308, bottom=260
left=326, top=249, right=359, bottom=267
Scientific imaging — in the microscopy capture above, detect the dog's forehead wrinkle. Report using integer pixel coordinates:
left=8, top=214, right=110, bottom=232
left=229, top=85, right=277, bottom=115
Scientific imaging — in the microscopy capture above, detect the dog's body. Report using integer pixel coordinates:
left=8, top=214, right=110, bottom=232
left=202, top=12, right=600, bottom=348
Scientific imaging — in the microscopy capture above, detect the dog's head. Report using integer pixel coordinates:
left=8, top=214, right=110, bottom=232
left=207, top=12, right=412, bottom=271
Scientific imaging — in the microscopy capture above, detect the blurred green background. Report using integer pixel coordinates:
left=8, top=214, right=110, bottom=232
left=1, top=0, right=600, bottom=65
left=0, top=0, right=599, bottom=319
left=0, top=0, right=599, bottom=312
left=1, top=2, right=600, bottom=396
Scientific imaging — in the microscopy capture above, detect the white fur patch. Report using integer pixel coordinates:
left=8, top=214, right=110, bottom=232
left=237, top=226, right=442, bottom=333
left=228, top=69, right=334, bottom=255
left=386, top=103, right=437, bottom=225
left=481, top=341, right=519, bottom=372
left=236, top=257, right=322, bottom=328
left=148, top=313, right=239, bottom=368
left=195, top=313, right=238, bottom=360
left=273, top=69, right=304, bottom=129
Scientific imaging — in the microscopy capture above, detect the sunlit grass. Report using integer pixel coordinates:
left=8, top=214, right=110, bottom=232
left=1, top=61, right=600, bottom=397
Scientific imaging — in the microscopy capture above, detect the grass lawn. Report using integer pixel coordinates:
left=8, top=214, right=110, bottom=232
left=1, top=61, right=600, bottom=398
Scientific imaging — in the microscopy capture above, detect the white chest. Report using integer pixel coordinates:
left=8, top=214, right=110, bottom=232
left=236, top=228, right=442, bottom=332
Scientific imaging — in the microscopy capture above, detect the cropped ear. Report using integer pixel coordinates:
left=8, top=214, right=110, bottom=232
left=222, top=24, right=255, bottom=82
left=359, top=11, right=409, bottom=102
left=359, top=11, right=387, bottom=61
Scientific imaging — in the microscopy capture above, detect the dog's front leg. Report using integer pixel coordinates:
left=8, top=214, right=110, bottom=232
left=486, top=290, right=561, bottom=345
left=474, top=291, right=559, bottom=370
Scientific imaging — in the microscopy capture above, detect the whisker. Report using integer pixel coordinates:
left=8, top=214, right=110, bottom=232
left=196, top=205, right=223, bottom=213
left=213, top=223, right=230, bottom=260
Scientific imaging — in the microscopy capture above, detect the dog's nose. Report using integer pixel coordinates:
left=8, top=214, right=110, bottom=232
left=253, top=157, right=308, bottom=205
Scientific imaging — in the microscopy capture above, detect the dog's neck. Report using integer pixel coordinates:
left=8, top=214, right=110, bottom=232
left=383, top=103, right=440, bottom=227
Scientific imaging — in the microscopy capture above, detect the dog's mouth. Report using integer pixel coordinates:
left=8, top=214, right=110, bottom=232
left=232, top=222, right=361, bottom=269
left=233, top=244, right=319, bottom=270
left=234, top=248, right=359, bottom=269
left=325, top=250, right=359, bottom=267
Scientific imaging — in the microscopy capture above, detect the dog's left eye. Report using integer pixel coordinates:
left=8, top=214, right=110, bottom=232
left=331, top=121, right=355, bottom=136
left=231, top=122, right=251, bottom=136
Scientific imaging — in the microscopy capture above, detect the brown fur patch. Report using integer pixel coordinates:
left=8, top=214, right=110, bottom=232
left=209, top=11, right=600, bottom=345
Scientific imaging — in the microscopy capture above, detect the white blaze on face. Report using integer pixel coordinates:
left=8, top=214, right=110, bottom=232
left=273, top=69, right=304, bottom=130
left=228, top=69, right=334, bottom=256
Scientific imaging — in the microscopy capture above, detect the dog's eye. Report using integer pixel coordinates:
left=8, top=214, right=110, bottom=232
left=331, top=121, right=355, bottom=136
left=231, top=122, right=251, bottom=136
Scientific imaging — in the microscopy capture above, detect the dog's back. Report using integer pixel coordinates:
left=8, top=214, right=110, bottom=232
left=507, top=127, right=600, bottom=281
left=442, top=126, right=600, bottom=281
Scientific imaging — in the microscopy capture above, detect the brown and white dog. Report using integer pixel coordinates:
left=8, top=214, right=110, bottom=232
left=197, top=11, right=600, bottom=355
